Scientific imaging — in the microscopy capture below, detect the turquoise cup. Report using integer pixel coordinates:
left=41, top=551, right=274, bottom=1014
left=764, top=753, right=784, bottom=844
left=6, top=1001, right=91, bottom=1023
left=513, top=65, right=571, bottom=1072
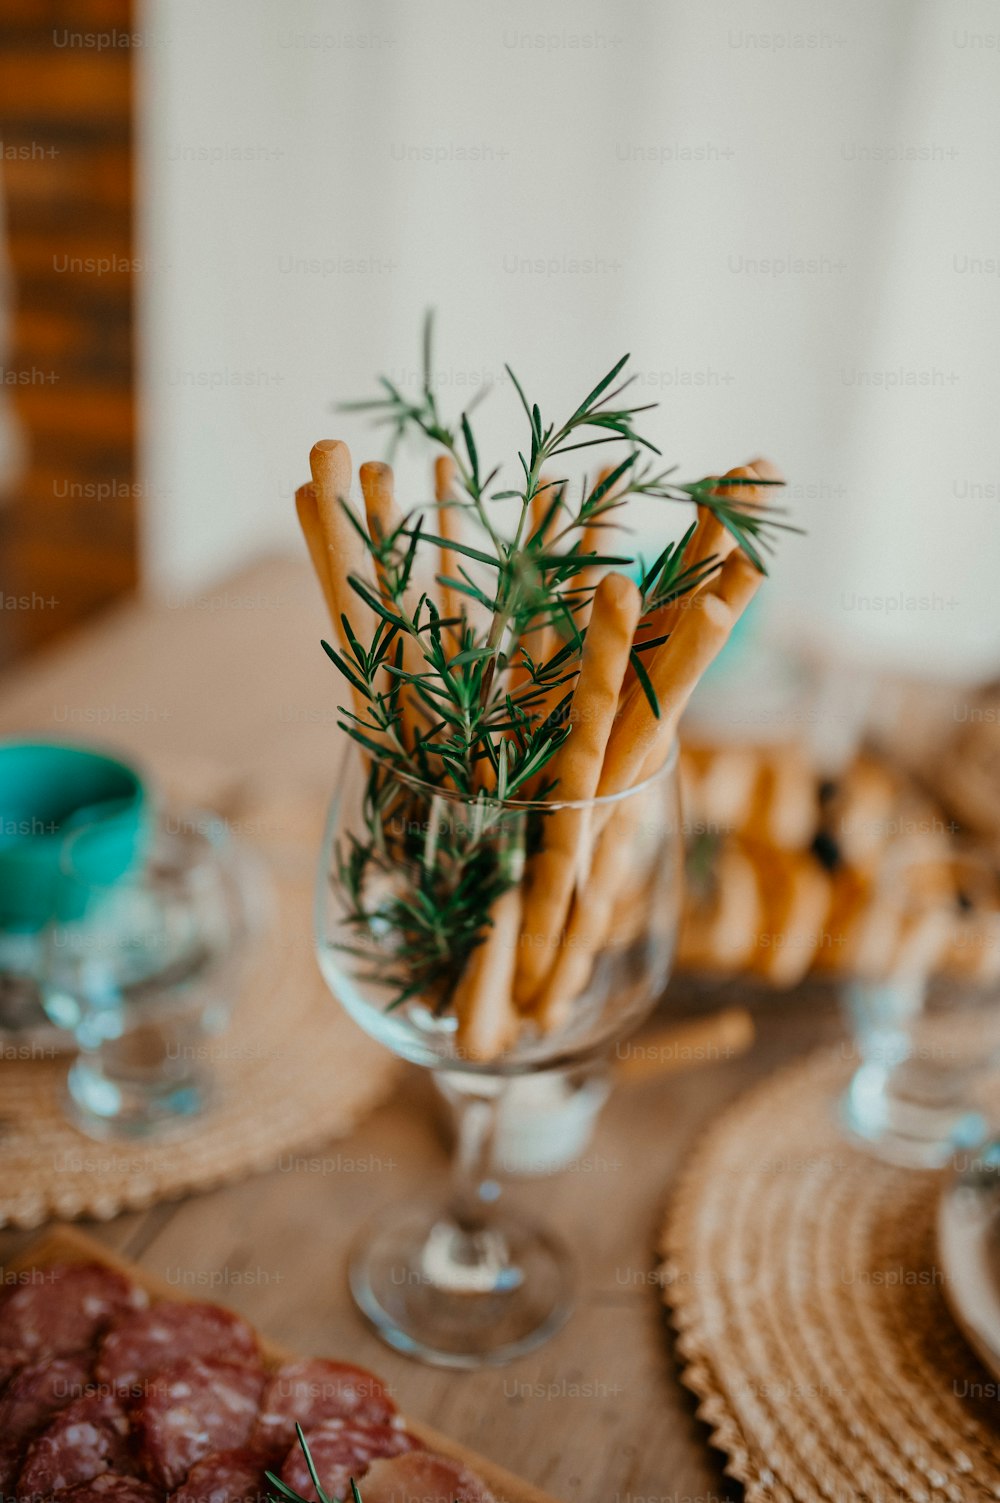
left=0, top=741, right=149, bottom=935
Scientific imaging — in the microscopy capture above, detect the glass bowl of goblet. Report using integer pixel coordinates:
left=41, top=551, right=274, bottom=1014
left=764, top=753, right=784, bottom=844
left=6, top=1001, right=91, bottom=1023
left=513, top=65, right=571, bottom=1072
left=315, top=741, right=682, bottom=1367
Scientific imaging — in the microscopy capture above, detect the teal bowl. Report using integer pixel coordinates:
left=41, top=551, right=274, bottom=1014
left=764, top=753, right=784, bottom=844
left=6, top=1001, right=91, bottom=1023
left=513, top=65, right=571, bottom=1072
left=0, top=741, right=149, bottom=933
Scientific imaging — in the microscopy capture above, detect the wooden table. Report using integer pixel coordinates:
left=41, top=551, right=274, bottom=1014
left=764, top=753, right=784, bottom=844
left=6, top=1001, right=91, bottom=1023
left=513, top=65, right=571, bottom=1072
left=0, top=557, right=846, bottom=1502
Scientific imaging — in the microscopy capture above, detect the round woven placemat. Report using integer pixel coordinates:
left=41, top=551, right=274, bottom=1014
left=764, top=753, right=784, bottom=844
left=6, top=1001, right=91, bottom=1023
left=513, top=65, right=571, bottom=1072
left=660, top=1049, right=1000, bottom=1503
left=0, top=797, right=399, bottom=1229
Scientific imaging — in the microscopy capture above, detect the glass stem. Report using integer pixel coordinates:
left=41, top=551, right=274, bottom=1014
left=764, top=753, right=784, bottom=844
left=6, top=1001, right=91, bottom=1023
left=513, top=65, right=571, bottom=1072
left=448, top=1080, right=503, bottom=1232
left=421, top=1075, right=520, bottom=1295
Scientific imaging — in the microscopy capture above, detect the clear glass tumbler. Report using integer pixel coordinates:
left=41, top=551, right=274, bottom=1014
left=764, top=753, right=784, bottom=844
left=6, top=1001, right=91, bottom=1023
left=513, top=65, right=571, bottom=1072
left=840, top=842, right=1000, bottom=1167
left=315, top=742, right=682, bottom=1367
left=41, top=807, right=262, bottom=1139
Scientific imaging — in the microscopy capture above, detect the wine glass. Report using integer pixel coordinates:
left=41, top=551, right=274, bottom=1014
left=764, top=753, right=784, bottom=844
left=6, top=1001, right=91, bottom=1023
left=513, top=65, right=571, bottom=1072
left=840, top=840, right=1000, bottom=1167
left=41, top=807, right=264, bottom=1139
left=315, top=740, right=682, bottom=1367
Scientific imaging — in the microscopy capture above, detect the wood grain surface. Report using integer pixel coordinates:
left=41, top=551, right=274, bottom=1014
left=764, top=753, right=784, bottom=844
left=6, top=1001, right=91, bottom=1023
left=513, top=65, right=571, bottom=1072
left=0, top=557, right=846, bottom=1502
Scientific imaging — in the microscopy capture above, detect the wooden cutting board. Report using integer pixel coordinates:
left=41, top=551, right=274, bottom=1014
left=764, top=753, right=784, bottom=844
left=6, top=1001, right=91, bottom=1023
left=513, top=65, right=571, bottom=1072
left=10, top=1225, right=562, bottom=1503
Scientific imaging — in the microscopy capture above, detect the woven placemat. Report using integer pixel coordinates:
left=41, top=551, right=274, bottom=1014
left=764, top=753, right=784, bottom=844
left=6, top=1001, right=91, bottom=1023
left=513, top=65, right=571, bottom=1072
left=660, top=1049, right=1000, bottom=1502
left=0, top=784, right=399, bottom=1228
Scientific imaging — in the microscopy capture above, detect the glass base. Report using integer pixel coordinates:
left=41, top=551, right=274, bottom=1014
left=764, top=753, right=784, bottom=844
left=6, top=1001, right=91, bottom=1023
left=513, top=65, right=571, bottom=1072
left=840, top=1061, right=987, bottom=1169
left=66, top=1056, right=210, bottom=1141
left=348, top=1201, right=575, bottom=1368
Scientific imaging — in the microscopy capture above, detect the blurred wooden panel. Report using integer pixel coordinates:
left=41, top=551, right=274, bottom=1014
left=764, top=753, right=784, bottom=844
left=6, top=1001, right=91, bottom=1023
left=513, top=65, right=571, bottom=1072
left=8, top=232, right=133, bottom=284
left=10, top=304, right=131, bottom=376
left=0, top=54, right=130, bottom=126
left=1, top=1, right=130, bottom=25
left=1, top=144, right=131, bottom=221
left=0, top=0, right=136, bottom=668
left=14, top=385, right=133, bottom=443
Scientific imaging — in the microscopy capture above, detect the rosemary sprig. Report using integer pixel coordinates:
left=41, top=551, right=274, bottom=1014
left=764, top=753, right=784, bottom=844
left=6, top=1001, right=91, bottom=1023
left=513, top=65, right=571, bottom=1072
left=321, top=316, right=793, bottom=1015
left=266, top=1425, right=364, bottom=1503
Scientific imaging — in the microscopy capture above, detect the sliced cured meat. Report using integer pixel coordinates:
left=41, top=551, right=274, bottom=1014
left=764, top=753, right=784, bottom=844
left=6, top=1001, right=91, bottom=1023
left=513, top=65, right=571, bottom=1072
left=17, top=1390, right=135, bottom=1500
left=252, top=1359, right=396, bottom=1454
left=0, top=1352, right=91, bottom=1444
left=279, top=1422, right=418, bottom=1503
left=53, top=1473, right=162, bottom=1503
left=168, top=1448, right=270, bottom=1503
left=357, top=1452, right=496, bottom=1503
left=96, top=1302, right=259, bottom=1396
left=0, top=1265, right=144, bottom=1360
left=0, top=1354, right=91, bottom=1494
left=131, top=1357, right=265, bottom=1491
left=0, top=1438, right=24, bottom=1495
left=0, top=1344, right=27, bottom=1391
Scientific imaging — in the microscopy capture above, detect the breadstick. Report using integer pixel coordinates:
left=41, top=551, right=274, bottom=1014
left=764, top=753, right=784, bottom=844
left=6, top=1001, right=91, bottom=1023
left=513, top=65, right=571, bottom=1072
left=678, top=838, right=763, bottom=973
left=575, top=465, right=620, bottom=631
left=513, top=573, right=642, bottom=1009
left=744, top=745, right=816, bottom=850
left=360, top=461, right=428, bottom=741
left=691, top=743, right=761, bottom=833
left=633, top=464, right=758, bottom=657
left=506, top=476, right=564, bottom=715
left=453, top=886, right=522, bottom=1061
left=750, top=848, right=832, bottom=987
left=532, top=791, right=656, bottom=1032
left=600, top=555, right=761, bottom=802
left=295, top=481, right=338, bottom=627
left=308, top=440, right=380, bottom=648
left=434, top=454, right=461, bottom=634
left=360, top=460, right=405, bottom=590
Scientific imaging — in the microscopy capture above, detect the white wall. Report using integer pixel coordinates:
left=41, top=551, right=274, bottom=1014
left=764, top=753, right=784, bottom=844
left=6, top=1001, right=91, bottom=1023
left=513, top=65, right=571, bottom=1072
left=137, top=0, right=1000, bottom=678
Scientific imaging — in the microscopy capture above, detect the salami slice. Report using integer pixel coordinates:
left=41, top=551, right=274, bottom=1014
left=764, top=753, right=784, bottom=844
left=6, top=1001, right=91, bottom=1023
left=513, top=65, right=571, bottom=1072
left=17, top=1390, right=135, bottom=1500
left=0, top=1352, right=90, bottom=1494
left=357, top=1451, right=496, bottom=1503
left=96, top=1302, right=260, bottom=1396
left=252, top=1359, right=397, bottom=1454
left=131, top=1357, right=265, bottom=1491
left=0, top=1352, right=92, bottom=1444
left=0, top=1437, right=24, bottom=1495
left=0, top=1265, right=144, bottom=1360
left=278, top=1422, right=418, bottom=1503
left=0, top=1344, right=27, bottom=1391
left=53, top=1473, right=162, bottom=1503
left=167, top=1448, right=270, bottom=1503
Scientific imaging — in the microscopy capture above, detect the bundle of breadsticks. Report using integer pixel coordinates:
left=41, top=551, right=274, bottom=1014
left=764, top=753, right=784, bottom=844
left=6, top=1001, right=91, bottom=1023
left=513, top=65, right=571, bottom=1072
left=679, top=739, right=1000, bottom=989
left=296, top=437, right=780, bottom=1061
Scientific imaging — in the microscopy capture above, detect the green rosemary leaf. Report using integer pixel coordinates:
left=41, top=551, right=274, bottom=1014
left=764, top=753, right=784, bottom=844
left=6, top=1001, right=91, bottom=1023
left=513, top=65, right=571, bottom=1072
left=406, top=531, right=499, bottom=568
left=569, top=352, right=630, bottom=422
left=582, top=453, right=638, bottom=513
left=449, top=645, right=500, bottom=666
left=296, top=1423, right=336, bottom=1503
left=320, top=640, right=370, bottom=698
left=535, top=550, right=631, bottom=570
left=461, top=412, right=480, bottom=489
left=347, top=576, right=409, bottom=631
left=629, top=647, right=660, bottom=720
left=504, top=364, right=535, bottom=430
left=549, top=434, right=634, bottom=457
left=264, top=1471, right=307, bottom=1503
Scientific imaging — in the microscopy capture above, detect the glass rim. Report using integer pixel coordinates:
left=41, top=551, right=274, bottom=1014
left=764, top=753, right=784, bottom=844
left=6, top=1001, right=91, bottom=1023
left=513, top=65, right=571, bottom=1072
left=350, top=736, right=679, bottom=812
